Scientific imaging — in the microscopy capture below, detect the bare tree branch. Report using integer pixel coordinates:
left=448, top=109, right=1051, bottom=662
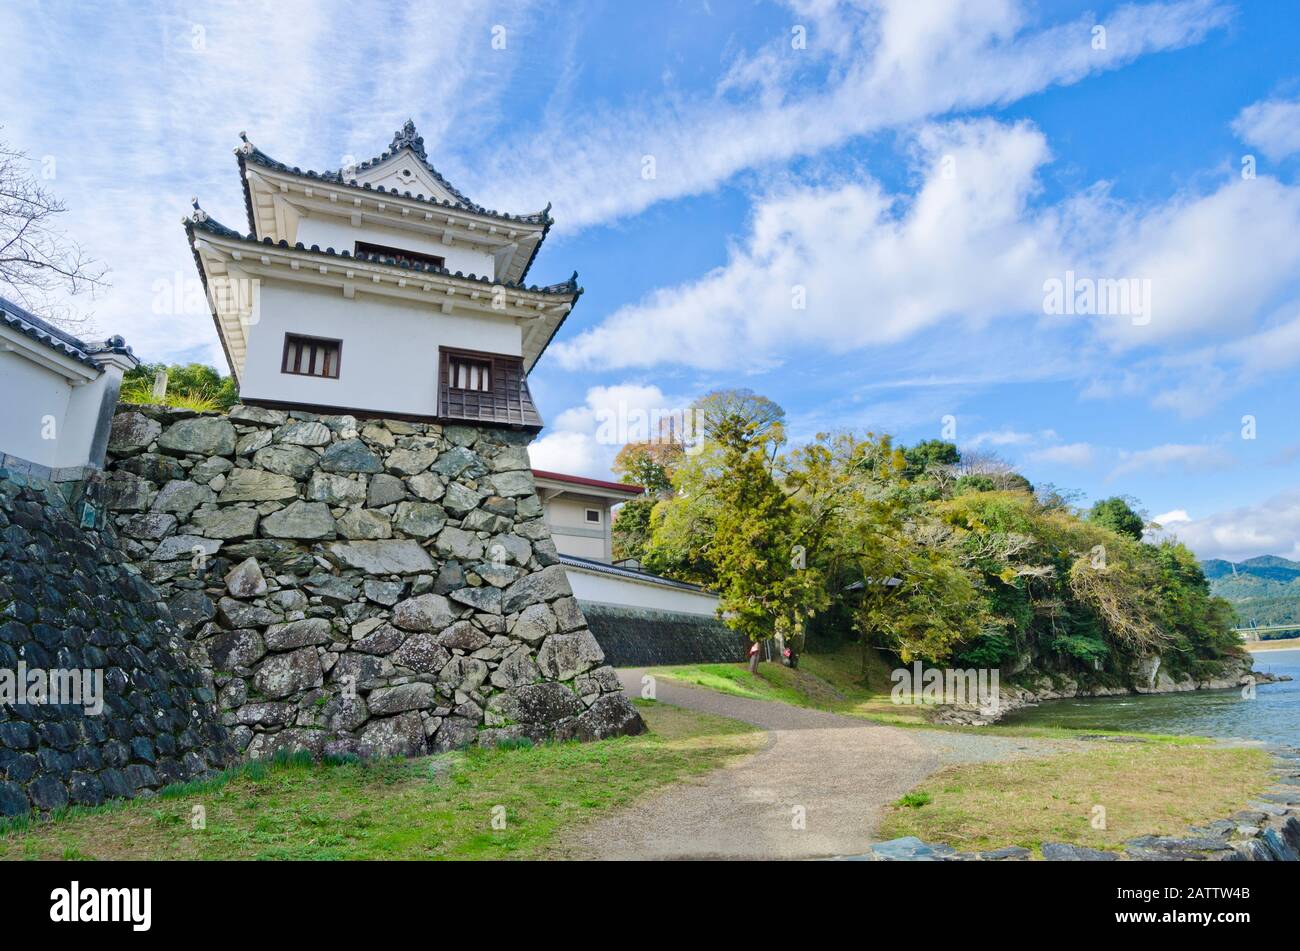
left=0, top=131, right=109, bottom=329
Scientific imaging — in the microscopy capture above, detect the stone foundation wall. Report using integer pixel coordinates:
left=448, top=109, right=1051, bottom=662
left=102, top=404, right=643, bottom=760
left=581, top=603, right=747, bottom=667
left=0, top=469, right=235, bottom=818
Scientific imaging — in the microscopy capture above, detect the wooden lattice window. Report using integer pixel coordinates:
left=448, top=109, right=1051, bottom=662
left=438, top=347, right=542, bottom=430
left=281, top=333, right=341, bottom=378
left=354, top=241, right=445, bottom=270
left=448, top=355, right=491, bottom=392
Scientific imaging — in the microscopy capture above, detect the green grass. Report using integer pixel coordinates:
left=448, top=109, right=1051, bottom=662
left=117, top=382, right=224, bottom=413
left=647, top=644, right=938, bottom=724
left=0, top=701, right=760, bottom=861
left=878, top=744, right=1273, bottom=855
left=645, top=647, right=1216, bottom=742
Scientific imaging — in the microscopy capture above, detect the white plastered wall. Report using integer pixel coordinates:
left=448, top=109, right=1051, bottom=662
left=564, top=567, right=721, bottom=617
left=543, top=494, right=611, bottom=561
left=238, top=279, right=522, bottom=417
left=294, top=217, right=497, bottom=278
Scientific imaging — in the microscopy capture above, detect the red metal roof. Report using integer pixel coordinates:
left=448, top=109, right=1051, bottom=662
left=531, top=469, right=644, bottom=496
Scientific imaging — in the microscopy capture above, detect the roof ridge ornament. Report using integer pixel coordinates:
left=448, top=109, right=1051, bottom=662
left=189, top=197, right=209, bottom=224
left=237, top=131, right=255, bottom=156
left=389, top=119, right=427, bottom=160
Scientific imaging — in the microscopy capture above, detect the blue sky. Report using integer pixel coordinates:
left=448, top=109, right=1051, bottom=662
left=3, top=0, right=1300, bottom=561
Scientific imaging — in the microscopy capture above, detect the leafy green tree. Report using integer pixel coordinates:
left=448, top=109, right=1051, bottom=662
left=611, top=497, right=655, bottom=564
left=610, top=440, right=685, bottom=564
left=902, top=439, right=959, bottom=479
left=708, top=409, right=824, bottom=671
left=955, top=474, right=997, bottom=494
left=636, top=386, right=1245, bottom=687
left=1087, top=496, right=1145, bottom=540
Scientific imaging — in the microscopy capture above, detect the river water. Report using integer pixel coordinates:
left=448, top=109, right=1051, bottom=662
left=998, top=649, right=1300, bottom=746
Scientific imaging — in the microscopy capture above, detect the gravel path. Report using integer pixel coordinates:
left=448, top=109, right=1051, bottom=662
left=556, top=669, right=1067, bottom=860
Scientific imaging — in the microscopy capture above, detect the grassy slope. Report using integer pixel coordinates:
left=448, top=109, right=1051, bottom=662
left=877, top=744, right=1272, bottom=855
left=647, top=646, right=1170, bottom=737
left=0, top=701, right=760, bottom=861
left=648, top=644, right=935, bottom=726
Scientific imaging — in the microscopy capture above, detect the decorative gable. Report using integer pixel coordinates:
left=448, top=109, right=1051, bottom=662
left=350, top=149, right=462, bottom=205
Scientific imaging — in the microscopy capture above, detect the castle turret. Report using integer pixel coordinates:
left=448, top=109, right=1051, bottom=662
left=185, top=121, right=580, bottom=430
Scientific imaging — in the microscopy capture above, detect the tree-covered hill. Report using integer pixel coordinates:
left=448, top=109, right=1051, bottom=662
left=610, top=388, right=1245, bottom=686
left=1202, top=555, right=1300, bottom=634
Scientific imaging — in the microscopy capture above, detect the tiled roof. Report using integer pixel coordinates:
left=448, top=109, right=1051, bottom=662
left=236, top=120, right=553, bottom=229
left=532, top=469, right=645, bottom=496
left=184, top=207, right=580, bottom=297
left=559, top=553, right=714, bottom=594
left=0, top=295, right=134, bottom=370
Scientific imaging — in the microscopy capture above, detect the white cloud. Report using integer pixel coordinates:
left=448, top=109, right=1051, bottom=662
left=474, top=0, right=1230, bottom=231
left=1161, top=489, right=1300, bottom=562
left=1093, top=177, right=1300, bottom=347
left=1025, top=442, right=1096, bottom=467
left=553, top=108, right=1300, bottom=378
left=1132, top=302, right=1300, bottom=417
left=1109, top=442, right=1234, bottom=479
left=964, top=428, right=1056, bottom=449
left=1232, top=96, right=1300, bottom=161
left=1153, top=508, right=1191, bottom=525
left=553, top=118, right=1062, bottom=370
left=527, top=383, right=689, bottom=479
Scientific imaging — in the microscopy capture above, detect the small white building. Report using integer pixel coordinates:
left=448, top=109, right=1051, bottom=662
left=534, top=468, right=739, bottom=665
left=186, top=120, right=580, bottom=430
left=0, top=296, right=139, bottom=479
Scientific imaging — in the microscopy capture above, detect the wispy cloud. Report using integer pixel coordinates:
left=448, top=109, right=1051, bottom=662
left=552, top=115, right=1300, bottom=375
left=528, top=382, right=694, bottom=478
left=1025, top=442, right=1096, bottom=467
left=1233, top=95, right=1300, bottom=162
left=475, top=0, right=1232, bottom=230
left=1109, top=442, right=1235, bottom=479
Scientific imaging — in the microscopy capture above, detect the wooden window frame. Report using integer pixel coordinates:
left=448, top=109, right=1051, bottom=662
left=353, top=240, right=446, bottom=270
left=437, top=346, right=542, bottom=430
left=447, top=354, right=493, bottom=393
left=281, top=333, right=342, bottom=379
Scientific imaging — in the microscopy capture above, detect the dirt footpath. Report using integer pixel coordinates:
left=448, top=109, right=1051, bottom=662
left=555, top=669, right=1064, bottom=860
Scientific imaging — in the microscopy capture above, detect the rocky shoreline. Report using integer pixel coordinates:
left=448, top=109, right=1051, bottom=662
left=931, top=654, right=1291, bottom=726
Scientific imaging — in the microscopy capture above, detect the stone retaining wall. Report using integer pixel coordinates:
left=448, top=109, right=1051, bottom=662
left=581, top=603, right=747, bottom=667
left=0, top=469, right=235, bottom=818
left=103, top=404, right=644, bottom=760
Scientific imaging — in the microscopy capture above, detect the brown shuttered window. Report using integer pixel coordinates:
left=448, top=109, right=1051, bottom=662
left=438, top=347, right=542, bottom=430
left=282, top=334, right=341, bottom=378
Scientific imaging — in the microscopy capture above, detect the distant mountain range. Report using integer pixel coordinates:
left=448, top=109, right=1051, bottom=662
left=1202, top=555, right=1300, bottom=634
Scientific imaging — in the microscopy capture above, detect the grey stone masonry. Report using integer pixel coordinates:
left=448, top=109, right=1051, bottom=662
left=0, top=468, right=236, bottom=818
left=103, top=404, right=645, bottom=760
